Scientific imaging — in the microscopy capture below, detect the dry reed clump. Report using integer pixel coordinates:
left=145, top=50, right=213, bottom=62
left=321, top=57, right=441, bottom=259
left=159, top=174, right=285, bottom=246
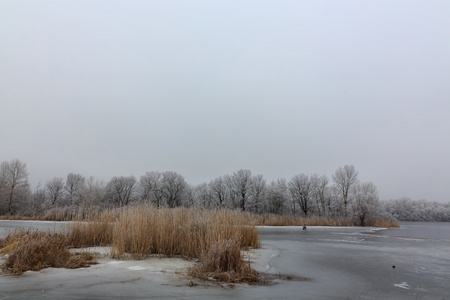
left=0, top=215, right=38, bottom=221
left=72, top=205, right=260, bottom=283
left=65, top=212, right=115, bottom=248
left=65, top=252, right=98, bottom=269
left=0, top=230, right=97, bottom=275
left=253, top=214, right=355, bottom=227
left=368, top=217, right=399, bottom=228
left=0, top=206, right=260, bottom=280
left=110, top=206, right=260, bottom=260
left=0, top=229, right=31, bottom=255
left=62, top=205, right=259, bottom=260
left=187, top=239, right=259, bottom=283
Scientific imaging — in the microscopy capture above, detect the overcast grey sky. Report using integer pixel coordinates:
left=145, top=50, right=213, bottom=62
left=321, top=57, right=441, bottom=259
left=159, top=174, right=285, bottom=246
left=1, top=1, right=449, bottom=202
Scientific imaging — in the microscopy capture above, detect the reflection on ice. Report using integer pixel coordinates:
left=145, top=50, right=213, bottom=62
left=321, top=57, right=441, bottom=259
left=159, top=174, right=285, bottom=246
left=128, top=266, right=146, bottom=271
left=394, top=282, right=410, bottom=289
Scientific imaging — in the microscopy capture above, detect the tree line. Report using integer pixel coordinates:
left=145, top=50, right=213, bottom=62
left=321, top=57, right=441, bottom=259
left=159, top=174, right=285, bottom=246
left=1, top=159, right=444, bottom=224
left=380, top=198, right=450, bottom=222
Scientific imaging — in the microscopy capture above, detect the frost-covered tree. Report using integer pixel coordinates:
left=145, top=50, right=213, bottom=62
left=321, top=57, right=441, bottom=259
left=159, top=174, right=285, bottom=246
left=29, top=183, right=46, bottom=216
left=183, top=184, right=195, bottom=208
left=209, top=176, right=227, bottom=208
left=138, top=171, right=165, bottom=207
left=266, top=179, right=288, bottom=215
left=352, top=182, right=379, bottom=226
left=288, top=174, right=312, bottom=216
left=161, top=171, right=186, bottom=208
left=192, top=183, right=213, bottom=208
left=248, top=174, right=266, bottom=213
left=224, top=174, right=238, bottom=209
left=105, top=176, right=137, bottom=207
left=231, top=169, right=253, bottom=211
left=138, top=171, right=186, bottom=208
left=45, top=177, right=65, bottom=207
left=65, top=173, right=86, bottom=206
left=81, top=177, right=106, bottom=208
left=332, top=165, right=359, bottom=217
left=0, top=159, right=30, bottom=214
left=380, top=198, right=450, bottom=222
left=310, top=174, right=329, bottom=216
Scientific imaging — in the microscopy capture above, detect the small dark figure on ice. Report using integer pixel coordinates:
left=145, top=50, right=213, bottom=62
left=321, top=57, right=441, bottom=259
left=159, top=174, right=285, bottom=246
left=303, top=224, right=307, bottom=230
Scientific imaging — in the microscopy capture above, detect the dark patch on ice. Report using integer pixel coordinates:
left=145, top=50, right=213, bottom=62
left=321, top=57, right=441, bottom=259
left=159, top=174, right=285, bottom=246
left=256, top=272, right=311, bottom=286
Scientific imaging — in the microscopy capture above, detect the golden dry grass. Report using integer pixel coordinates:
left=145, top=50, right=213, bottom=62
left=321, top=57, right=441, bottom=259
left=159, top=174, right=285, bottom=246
left=109, top=206, right=260, bottom=259
left=368, top=217, right=400, bottom=228
left=250, top=213, right=399, bottom=228
left=66, top=212, right=115, bottom=248
left=187, top=239, right=259, bottom=283
left=251, top=214, right=355, bottom=227
left=0, top=230, right=97, bottom=275
left=64, top=205, right=261, bottom=282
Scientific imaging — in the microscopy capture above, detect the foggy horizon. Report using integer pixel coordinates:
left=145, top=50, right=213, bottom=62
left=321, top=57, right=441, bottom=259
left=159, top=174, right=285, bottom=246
left=1, top=1, right=449, bottom=202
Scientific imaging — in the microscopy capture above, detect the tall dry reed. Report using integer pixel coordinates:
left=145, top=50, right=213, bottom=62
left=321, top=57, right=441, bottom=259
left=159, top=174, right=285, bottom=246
left=64, top=205, right=259, bottom=260
left=63, top=205, right=261, bottom=282
left=250, top=213, right=399, bottom=228
left=110, top=206, right=259, bottom=259
left=368, top=217, right=400, bottom=228
left=252, top=213, right=355, bottom=227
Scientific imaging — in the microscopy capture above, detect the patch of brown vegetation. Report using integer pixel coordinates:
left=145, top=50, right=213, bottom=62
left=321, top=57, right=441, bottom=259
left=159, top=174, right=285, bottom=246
left=253, top=214, right=355, bottom=227
left=65, top=252, right=98, bottom=269
left=0, top=229, right=31, bottom=255
left=66, top=217, right=114, bottom=248
left=2, top=206, right=262, bottom=281
left=108, top=206, right=260, bottom=260
left=368, top=217, right=400, bottom=228
left=0, top=231, right=97, bottom=275
left=187, top=239, right=259, bottom=283
left=251, top=213, right=399, bottom=228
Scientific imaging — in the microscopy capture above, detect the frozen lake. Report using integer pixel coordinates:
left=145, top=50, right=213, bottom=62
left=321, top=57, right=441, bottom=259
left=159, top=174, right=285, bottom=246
left=0, top=221, right=449, bottom=299
left=256, top=222, right=450, bottom=299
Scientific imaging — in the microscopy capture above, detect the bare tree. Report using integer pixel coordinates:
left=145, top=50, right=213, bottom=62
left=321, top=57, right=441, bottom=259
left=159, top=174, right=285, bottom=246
left=139, top=171, right=164, bottom=207
left=81, top=177, right=106, bottom=208
left=183, top=184, right=195, bottom=208
left=192, top=183, right=212, bottom=208
left=249, top=174, right=266, bottom=213
left=0, top=159, right=30, bottom=214
left=310, top=174, right=329, bottom=216
left=231, top=169, right=252, bottom=211
left=224, top=174, right=238, bottom=209
left=106, top=176, right=137, bottom=207
left=266, top=178, right=288, bottom=215
left=65, top=173, right=86, bottom=206
left=352, top=182, right=379, bottom=226
left=29, top=183, right=46, bottom=216
left=332, top=165, right=359, bottom=217
left=288, top=174, right=312, bottom=216
left=139, top=171, right=186, bottom=208
left=209, top=176, right=227, bottom=208
left=45, top=177, right=65, bottom=207
left=323, top=185, right=336, bottom=216
left=161, top=171, right=186, bottom=208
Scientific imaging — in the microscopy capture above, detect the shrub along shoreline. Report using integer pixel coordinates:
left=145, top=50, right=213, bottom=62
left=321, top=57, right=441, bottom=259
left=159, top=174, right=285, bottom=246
left=0, top=206, right=399, bottom=228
